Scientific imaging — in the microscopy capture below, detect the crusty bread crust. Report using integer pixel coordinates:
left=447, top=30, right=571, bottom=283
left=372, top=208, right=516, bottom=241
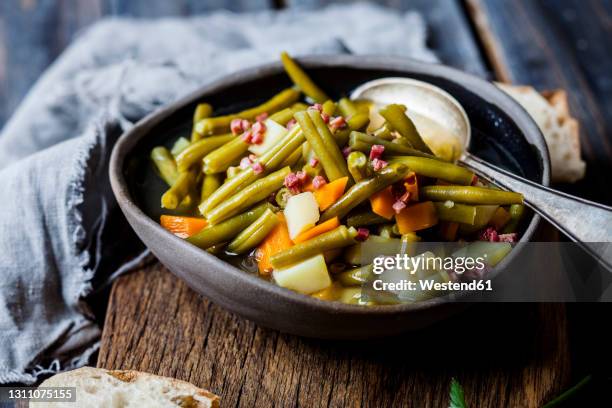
left=32, top=366, right=219, bottom=408
left=498, top=84, right=586, bottom=183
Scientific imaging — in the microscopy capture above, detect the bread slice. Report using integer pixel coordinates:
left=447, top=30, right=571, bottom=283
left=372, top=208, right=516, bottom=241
left=497, top=83, right=586, bottom=183
left=31, top=366, right=219, bottom=408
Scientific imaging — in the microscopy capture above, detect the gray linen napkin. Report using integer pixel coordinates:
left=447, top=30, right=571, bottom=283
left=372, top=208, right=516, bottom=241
left=0, top=3, right=436, bottom=384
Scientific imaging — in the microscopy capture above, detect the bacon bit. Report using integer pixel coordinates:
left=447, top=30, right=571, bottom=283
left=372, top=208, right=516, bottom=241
left=392, top=200, right=406, bottom=214
left=251, top=162, right=264, bottom=174
left=355, top=228, right=370, bottom=242
left=231, top=118, right=251, bottom=135
left=230, top=119, right=243, bottom=135
left=498, top=233, right=518, bottom=243
left=342, top=146, right=352, bottom=158
left=329, top=116, right=346, bottom=132
left=309, top=103, right=323, bottom=112
left=284, top=172, right=299, bottom=188
left=251, top=121, right=266, bottom=135
left=320, top=112, right=330, bottom=124
left=286, top=118, right=297, bottom=129
left=242, top=130, right=253, bottom=143
left=309, top=157, right=319, bottom=168
left=296, top=171, right=308, bottom=183
left=255, top=112, right=268, bottom=122
left=249, top=121, right=266, bottom=144
left=239, top=156, right=253, bottom=169
left=248, top=154, right=257, bottom=161
left=251, top=131, right=264, bottom=144
left=470, top=175, right=479, bottom=186
left=479, top=227, right=499, bottom=242
left=369, top=144, right=385, bottom=160
left=312, top=176, right=327, bottom=190
left=371, top=158, right=388, bottom=171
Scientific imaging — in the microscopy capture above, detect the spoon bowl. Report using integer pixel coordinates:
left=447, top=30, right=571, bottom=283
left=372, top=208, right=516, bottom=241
left=351, top=76, right=612, bottom=269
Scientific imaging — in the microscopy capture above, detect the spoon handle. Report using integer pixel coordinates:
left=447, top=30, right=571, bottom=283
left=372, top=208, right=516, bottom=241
left=460, top=153, right=612, bottom=268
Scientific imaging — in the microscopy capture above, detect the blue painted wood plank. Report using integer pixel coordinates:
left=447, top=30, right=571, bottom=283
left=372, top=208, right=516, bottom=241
left=473, top=0, right=612, bottom=203
left=284, top=0, right=489, bottom=77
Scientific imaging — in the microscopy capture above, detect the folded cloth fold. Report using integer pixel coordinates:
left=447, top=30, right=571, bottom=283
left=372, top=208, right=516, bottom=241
left=0, top=3, right=436, bottom=384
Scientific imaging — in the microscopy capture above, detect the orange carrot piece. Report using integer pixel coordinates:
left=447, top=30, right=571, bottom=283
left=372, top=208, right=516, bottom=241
left=404, top=171, right=418, bottom=201
left=293, top=217, right=340, bottom=244
left=438, top=221, right=459, bottom=241
left=256, top=213, right=293, bottom=275
left=302, top=180, right=314, bottom=192
left=395, top=201, right=438, bottom=233
left=313, top=176, right=348, bottom=211
left=160, top=215, right=207, bottom=239
left=369, top=187, right=395, bottom=219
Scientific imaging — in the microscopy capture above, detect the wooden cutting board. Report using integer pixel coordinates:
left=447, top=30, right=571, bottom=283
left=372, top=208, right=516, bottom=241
left=97, top=258, right=569, bottom=407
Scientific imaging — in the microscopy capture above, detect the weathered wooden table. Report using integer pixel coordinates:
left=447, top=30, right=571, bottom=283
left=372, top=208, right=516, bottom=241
left=3, top=0, right=611, bottom=406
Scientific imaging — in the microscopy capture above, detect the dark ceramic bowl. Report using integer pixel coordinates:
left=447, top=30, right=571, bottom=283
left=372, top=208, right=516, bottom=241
left=109, top=55, right=550, bottom=339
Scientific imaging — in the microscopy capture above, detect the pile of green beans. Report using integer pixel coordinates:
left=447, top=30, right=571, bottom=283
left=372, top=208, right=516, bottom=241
left=149, top=52, right=526, bottom=306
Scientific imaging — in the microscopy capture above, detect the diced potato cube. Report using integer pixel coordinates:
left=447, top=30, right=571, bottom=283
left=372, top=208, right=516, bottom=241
left=284, top=192, right=320, bottom=239
left=248, top=119, right=288, bottom=156
left=273, top=255, right=331, bottom=294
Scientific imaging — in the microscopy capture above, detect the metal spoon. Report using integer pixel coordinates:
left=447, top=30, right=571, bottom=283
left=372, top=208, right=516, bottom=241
left=351, top=77, right=612, bottom=269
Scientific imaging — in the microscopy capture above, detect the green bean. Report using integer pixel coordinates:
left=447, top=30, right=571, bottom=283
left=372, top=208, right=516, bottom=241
left=309, top=109, right=351, bottom=174
left=201, top=173, right=223, bottom=203
left=200, top=125, right=304, bottom=215
left=502, top=204, right=525, bottom=233
left=291, top=102, right=309, bottom=111
left=275, top=187, right=292, bottom=208
left=202, top=137, right=249, bottom=174
left=372, top=123, right=394, bottom=140
left=226, top=166, right=241, bottom=179
left=433, top=202, right=499, bottom=226
left=187, top=202, right=272, bottom=249
left=346, top=210, right=388, bottom=227
left=320, top=163, right=410, bottom=222
left=333, top=112, right=370, bottom=146
left=170, top=137, right=191, bottom=157
left=338, top=97, right=359, bottom=118
left=280, top=52, right=329, bottom=103
left=388, top=156, right=475, bottom=185
left=194, top=87, right=300, bottom=138
left=280, top=145, right=303, bottom=168
left=270, top=225, right=357, bottom=268
left=227, top=208, right=279, bottom=254
left=421, top=185, right=523, bottom=205
left=206, top=166, right=291, bottom=224
left=151, top=147, right=179, bottom=186
left=379, top=104, right=432, bottom=154
left=193, top=103, right=213, bottom=123
left=295, top=110, right=349, bottom=182
left=161, top=171, right=196, bottom=209
left=322, top=100, right=337, bottom=116
left=176, top=133, right=234, bottom=172
left=378, top=224, right=398, bottom=238
left=349, top=131, right=435, bottom=158
left=347, top=151, right=369, bottom=182
left=269, top=103, right=309, bottom=125
left=337, top=265, right=373, bottom=286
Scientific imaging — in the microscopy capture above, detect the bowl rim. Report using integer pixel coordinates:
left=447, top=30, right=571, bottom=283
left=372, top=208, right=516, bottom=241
left=109, top=54, right=551, bottom=315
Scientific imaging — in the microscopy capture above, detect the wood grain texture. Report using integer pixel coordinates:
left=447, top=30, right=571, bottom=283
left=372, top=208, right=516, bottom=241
left=466, top=0, right=612, bottom=205
left=98, top=263, right=570, bottom=407
left=285, top=0, right=488, bottom=77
